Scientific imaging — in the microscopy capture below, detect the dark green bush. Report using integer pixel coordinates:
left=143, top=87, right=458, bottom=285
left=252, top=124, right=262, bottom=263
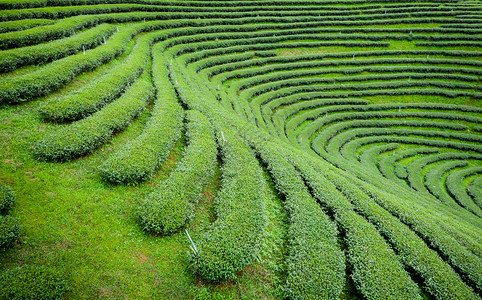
left=0, top=265, right=67, bottom=300
left=0, top=215, right=20, bottom=249
left=0, top=185, right=15, bottom=215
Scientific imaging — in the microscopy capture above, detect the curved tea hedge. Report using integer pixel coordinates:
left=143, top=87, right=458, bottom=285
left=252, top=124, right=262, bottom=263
left=2, top=0, right=481, bottom=298
left=137, top=110, right=217, bottom=234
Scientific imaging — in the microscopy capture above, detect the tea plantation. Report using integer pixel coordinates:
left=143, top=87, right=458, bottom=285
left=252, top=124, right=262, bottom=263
left=0, top=0, right=481, bottom=298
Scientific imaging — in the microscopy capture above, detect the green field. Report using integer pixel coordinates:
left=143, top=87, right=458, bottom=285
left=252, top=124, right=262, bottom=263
left=0, top=0, right=481, bottom=299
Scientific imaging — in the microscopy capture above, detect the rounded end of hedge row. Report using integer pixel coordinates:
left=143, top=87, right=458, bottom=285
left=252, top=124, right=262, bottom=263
left=0, top=185, right=16, bottom=215
left=192, top=231, right=243, bottom=283
left=98, top=141, right=158, bottom=184
left=0, top=265, right=68, bottom=300
left=193, top=219, right=266, bottom=283
left=0, top=215, right=20, bottom=249
left=137, top=188, right=194, bottom=235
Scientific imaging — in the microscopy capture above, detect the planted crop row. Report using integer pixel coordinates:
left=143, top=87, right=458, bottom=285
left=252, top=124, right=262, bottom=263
left=214, top=59, right=482, bottom=84
left=0, top=14, right=104, bottom=49
left=10, top=1, right=479, bottom=21
left=137, top=110, right=217, bottom=234
left=297, top=159, right=480, bottom=299
left=99, top=45, right=183, bottom=184
left=0, top=23, right=116, bottom=73
left=37, top=28, right=156, bottom=122
left=311, top=129, right=482, bottom=191
left=270, top=98, right=369, bottom=141
left=0, top=0, right=463, bottom=10
left=468, top=177, right=482, bottom=209
left=406, top=153, right=482, bottom=208
left=417, top=41, right=482, bottom=47
left=260, top=92, right=482, bottom=140
left=199, top=50, right=482, bottom=77
left=353, top=179, right=482, bottom=294
left=311, top=116, right=471, bottom=144
left=249, top=86, right=482, bottom=130
left=173, top=39, right=390, bottom=59
left=32, top=70, right=154, bottom=161
left=255, top=88, right=482, bottom=130
left=291, top=103, right=481, bottom=140
left=336, top=124, right=472, bottom=164
left=253, top=140, right=344, bottom=299
left=243, top=79, right=482, bottom=104
left=1, top=10, right=473, bottom=51
left=1, top=5, right=471, bottom=24
left=237, top=73, right=480, bottom=101
left=192, top=128, right=267, bottom=282
left=284, top=155, right=423, bottom=299
left=0, top=23, right=134, bottom=104
left=321, top=127, right=482, bottom=160
left=312, top=136, right=482, bottom=232
left=0, top=12, right=187, bottom=49
left=0, top=4, right=375, bottom=21
left=425, top=160, right=469, bottom=207
left=295, top=108, right=479, bottom=149
left=446, top=167, right=482, bottom=215
left=0, top=18, right=53, bottom=33
left=359, top=143, right=399, bottom=172
left=166, top=49, right=272, bottom=283
left=0, top=20, right=185, bottom=105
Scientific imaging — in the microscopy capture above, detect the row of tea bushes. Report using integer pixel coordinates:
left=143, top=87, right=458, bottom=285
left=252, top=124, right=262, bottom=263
left=99, top=45, right=183, bottom=184
left=0, top=23, right=115, bottom=72
left=32, top=71, right=154, bottom=161
left=137, top=110, right=217, bottom=234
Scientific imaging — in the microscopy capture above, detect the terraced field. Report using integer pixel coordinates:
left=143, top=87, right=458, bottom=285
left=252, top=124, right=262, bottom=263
left=0, top=0, right=481, bottom=298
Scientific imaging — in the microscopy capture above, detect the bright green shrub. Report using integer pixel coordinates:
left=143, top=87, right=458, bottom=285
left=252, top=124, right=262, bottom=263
left=0, top=26, right=129, bottom=104
left=99, top=44, right=183, bottom=184
left=204, top=50, right=482, bottom=78
left=0, top=23, right=116, bottom=72
left=312, top=162, right=480, bottom=299
left=0, top=215, right=20, bottom=249
left=0, top=18, right=53, bottom=34
left=38, top=30, right=148, bottom=122
left=468, top=177, right=482, bottom=209
left=425, top=160, right=468, bottom=207
left=0, top=15, right=102, bottom=49
left=0, top=20, right=172, bottom=105
left=417, top=41, right=482, bottom=47
left=254, top=142, right=345, bottom=299
left=359, top=143, right=398, bottom=172
left=357, top=182, right=482, bottom=293
left=0, top=185, right=15, bottom=215
left=33, top=72, right=154, bottom=161
left=406, top=153, right=482, bottom=215
left=168, top=48, right=268, bottom=283
left=0, top=265, right=67, bottom=300
left=446, top=167, right=482, bottom=216
left=137, top=110, right=217, bottom=234
left=287, top=158, right=422, bottom=300
left=192, top=128, right=267, bottom=283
